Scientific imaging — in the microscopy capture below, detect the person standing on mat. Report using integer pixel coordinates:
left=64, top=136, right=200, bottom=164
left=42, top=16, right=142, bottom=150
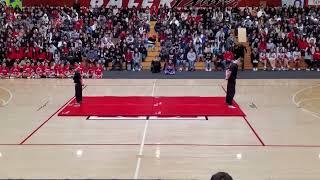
left=73, top=70, right=83, bottom=107
left=225, top=59, right=239, bottom=109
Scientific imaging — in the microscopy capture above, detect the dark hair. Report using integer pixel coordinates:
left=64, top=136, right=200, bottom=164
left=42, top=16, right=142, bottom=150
left=210, top=172, right=233, bottom=180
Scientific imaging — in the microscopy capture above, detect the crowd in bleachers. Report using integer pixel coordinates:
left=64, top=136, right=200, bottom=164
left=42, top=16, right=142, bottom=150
left=0, top=2, right=149, bottom=78
left=245, top=5, right=320, bottom=71
left=0, top=3, right=320, bottom=79
left=156, top=6, right=242, bottom=74
left=157, top=5, right=320, bottom=74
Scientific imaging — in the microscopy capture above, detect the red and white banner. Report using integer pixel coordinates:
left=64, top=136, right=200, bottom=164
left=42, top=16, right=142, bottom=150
left=23, top=0, right=281, bottom=8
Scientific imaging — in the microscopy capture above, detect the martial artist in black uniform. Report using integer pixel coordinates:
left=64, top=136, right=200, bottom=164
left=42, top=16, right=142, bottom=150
left=225, top=60, right=239, bottom=108
left=73, top=70, right=83, bottom=106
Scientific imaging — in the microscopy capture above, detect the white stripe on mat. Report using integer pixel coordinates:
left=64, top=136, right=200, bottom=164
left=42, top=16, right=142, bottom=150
left=88, top=116, right=147, bottom=120
left=148, top=116, right=206, bottom=120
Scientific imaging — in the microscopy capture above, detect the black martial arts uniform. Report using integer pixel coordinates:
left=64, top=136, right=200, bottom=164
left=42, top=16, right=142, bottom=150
left=226, top=62, right=238, bottom=106
left=73, top=71, right=82, bottom=104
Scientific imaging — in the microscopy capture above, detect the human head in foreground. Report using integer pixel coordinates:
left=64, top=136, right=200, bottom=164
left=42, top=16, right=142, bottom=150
left=210, top=172, right=233, bottom=180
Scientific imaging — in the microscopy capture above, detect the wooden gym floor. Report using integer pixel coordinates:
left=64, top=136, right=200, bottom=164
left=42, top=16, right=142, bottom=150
left=0, top=79, right=320, bottom=179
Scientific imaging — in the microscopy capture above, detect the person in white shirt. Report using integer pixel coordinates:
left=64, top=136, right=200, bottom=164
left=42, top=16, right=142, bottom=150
left=187, top=48, right=197, bottom=71
left=286, top=49, right=294, bottom=70
left=282, top=48, right=290, bottom=71
left=133, top=48, right=142, bottom=71
left=259, top=50, right=268, bottom=70
left=292, top=47, right=302, bottom=71
left=268, top=49, right=277, bottom=71
left=277, top=48, right=286, bottom=70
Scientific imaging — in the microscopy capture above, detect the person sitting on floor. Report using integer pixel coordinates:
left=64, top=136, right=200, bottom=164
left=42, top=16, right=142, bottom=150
left=164, top=59, right=175, bottom=75
left=151, top=57, right=161, bottom=73
left=0, top=63, right=9, bottom=79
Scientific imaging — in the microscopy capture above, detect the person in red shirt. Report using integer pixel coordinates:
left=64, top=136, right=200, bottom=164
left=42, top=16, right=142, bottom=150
left=45, top=51, right=53, bottom=63
left=54, top=62, right=61, bottom=75
left=0, top=63, right=9, bottom=78
left=224, top=50, right=235, bottom=63
left=124, top=49, right=133, bottom=70
left=25, top=47, right=34, bottom=60
left=298, top=37, right=309, bottom=50
left=313, top=47, right=320, bottom=72
left=288, top=30, right=295, bottom=41
left=74, top=19, right=84, bottom=31
left=81, top=63, right=89, bottom=78
left=64, top=62, right=73, bottom=78
left=34, top=61, right=44, bottom=78
left=43, top=62, right=51, bottom=78
left=10, top=62, right=21, bottom=78
left=158, top=32, right=166, bottom=44
left=57, top=63, right=66, bottom=78
left=22, top=61, right=34, bottom=78
left=49, top=62, right=56, bottom=78
left=6, top=48, right=16, bottom=60
left=15, top=47, right=24, bottom=60
left=119, top=31, right=126, bottom=40
left=37, top=49, right=46, bottom=62
left=87, top=63, right=95, bottom=78
left=74, top=62, right=80, bottom=72
left=94, top=63, right=103, bottom=79
left=258, top=40, right=267, bottom=52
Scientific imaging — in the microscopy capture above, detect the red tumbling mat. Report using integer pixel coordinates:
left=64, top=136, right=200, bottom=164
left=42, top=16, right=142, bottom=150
left=58, top=96, right=245, bottom=117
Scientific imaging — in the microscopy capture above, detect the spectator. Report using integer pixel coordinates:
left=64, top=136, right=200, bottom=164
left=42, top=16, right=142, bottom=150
left=187, top=48, right=197, bottom=71
left=251, top=48, right=259, bottom=71
left=223, top=49, right=234, bottom=66
left=268, top=49, right=277, bottom=71
left=293, top=47, right=302, bottom=71
left=125, top=49, right=133, bottom=71
left=176, top=49, right=187, bottom=72
left=133, top=48, right=142, bottom=71
left=304, top=48, right=314, bottom=71
left=204, top=48, right=214, bottom=72
left=313, top=47, right=320, bottom=71
left=0, top=63, right=9, bottom=78
left=151, top=57, right=161, bottom=73
left=164, top=59, right=175, bottom=75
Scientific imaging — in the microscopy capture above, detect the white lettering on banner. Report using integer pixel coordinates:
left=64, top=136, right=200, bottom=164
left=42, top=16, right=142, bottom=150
left=128, top=0, right=139, bottom=8
left=142, top=0, right=153, bottom=8
left=160, top=0, right=173, bottom=7
left=107, top=0, right=123, bottom=8
left=90, top=0, right=104, bottom=7
left=93, top=0, right=244, bottom=8
left=282, top=0, right=304, bottom=7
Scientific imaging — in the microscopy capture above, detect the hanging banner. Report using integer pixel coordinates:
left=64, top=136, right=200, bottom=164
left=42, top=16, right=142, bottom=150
left=5, top=0, right=22, bottom=8
left=22, top=0, right=281, bottom=8
left=282, top=0, right=304, bottom=7
left=307, top=0, right=320, bottom=5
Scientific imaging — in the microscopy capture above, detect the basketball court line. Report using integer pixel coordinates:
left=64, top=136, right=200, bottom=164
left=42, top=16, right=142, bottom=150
left=242, top=116, right=265, bottom=146
left=0, top=143, right=320, bottom=148
left=52, top=84, right=314, bottom=87
left=133, top=81, right=156, bottom=179
left=0, top=86, right=13, bottom=107
left=220, top=84, right=265, bottom=146
left=19, top=85, right=88, bottom=144
left=292, top=84, right=320, bottom=119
